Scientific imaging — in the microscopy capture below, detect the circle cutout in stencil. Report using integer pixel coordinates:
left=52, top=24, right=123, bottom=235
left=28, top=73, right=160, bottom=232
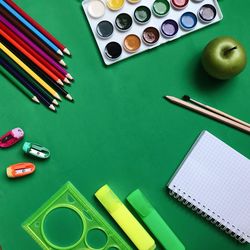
left=42, top=207, right=84, bottom=249
left=86, top=228, right=108, bottom=249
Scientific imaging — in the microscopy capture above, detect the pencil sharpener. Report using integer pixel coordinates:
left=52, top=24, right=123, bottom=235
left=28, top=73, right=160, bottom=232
left=6, top=162, right=36, bottom=178
left=23, top=142, right=50, bottom=159
left=0, top=127, right=24, bottom=148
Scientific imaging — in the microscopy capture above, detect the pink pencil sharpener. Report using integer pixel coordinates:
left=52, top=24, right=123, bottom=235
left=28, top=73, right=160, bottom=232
left=0, top=128, right=24, bottom=148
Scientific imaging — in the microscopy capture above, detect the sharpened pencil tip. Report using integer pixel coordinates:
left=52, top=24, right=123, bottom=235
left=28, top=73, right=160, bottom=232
left=55, top=93, right=62, bottom=101
left=32, top=96, right=40, bottom=103
left=63, top=48, right=71, bottom=56
left=57, top=79, right=64, bottom=86
left=64, top=78, right=71, bottom=84
left=52, top=99, right=59, bottom=106
left=66, top=73, right=74, bottom=80
left=57, top=49, right=63, bottom=56
left=66, top=94, right=73, bottom=101
left=49, top=104, right=57, bottom=112
left=59, top=60, right=67, bottom=67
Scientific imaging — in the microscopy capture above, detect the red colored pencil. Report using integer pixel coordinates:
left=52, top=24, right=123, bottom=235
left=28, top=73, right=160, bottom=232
left=0, top=22, right=71, bottom=83
left=0, top=29, right=65, bottom=85
left=5, top=0, right=71, bottom=56
left=0, top=7, right=65, bottom=65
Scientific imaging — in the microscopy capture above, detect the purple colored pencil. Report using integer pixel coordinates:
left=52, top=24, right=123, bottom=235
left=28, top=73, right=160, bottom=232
left=0, top=15, right=68, bottom=76
left=0, top=56, right=54, bottom=110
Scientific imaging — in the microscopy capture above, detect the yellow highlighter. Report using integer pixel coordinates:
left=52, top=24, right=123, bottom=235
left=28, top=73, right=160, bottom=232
left=95, top=185, right=156, bottom=250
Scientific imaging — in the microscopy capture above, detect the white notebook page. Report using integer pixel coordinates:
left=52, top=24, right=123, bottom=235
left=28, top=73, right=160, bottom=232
left=168, top=131, right=250, bottom=242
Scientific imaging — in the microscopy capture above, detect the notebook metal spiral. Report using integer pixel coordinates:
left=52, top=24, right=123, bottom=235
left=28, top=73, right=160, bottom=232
left=169, top=186, right=247, bottom=243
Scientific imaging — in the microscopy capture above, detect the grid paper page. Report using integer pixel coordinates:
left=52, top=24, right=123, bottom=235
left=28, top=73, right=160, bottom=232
left=168, top=131, right=250, bottom=242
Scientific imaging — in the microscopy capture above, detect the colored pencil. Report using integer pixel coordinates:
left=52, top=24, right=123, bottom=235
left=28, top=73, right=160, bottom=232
left=0, top=49, right=59, bottom=107
left=0, top=57, right=56, bottom=111
left=2, top=38, right=74, bottom=101
left=4, top=0, right=71, bottom=56
left=0, top=42, right=61, bottom=100
left=1, top=58, right=56, bottom=111
left=183, top=95, right=250, bottom=128
left=0, top=29, right=66, bottom=85
left=0, top=16, right=72, bottom=80
left=165, top=96, right=250, bottom=134
left=0, top=8, right=65, bottom=65
left=0, top=0, right=63, bottom=55
left=0, top=62, right=39, bottom=103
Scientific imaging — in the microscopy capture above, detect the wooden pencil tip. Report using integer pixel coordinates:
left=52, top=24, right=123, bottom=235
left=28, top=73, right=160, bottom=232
left=52, top=99, right=59, bottom=106
left=49, top=104, right=56, bottom=112
left=55, top=94, right=62, bottom=101
left=57, top=79, right=64, bottom=86
left=32, top=96, right=40, bottom=103
left=64, top=78, right=71, bottom=84
left=63, top=48, right=71, bottom=56
left=59, top=60, right=67, bottom=67
left=66, top=73, right=74, bottom=80
left=57, top=49, right=63, bottom=56
left=66, top=94, right=73, bottom=101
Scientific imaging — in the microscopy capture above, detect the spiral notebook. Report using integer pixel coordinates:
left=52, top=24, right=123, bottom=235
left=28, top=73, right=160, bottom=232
left=168, top=131, right=250, bottom=243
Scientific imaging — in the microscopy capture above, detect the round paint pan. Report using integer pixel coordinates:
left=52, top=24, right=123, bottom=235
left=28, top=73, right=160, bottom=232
left=115, top=13, right=133, bottom=32
left=171, top=0, right=189, bottom=10
left=107, top=0, right=125, bottom=11
left=104, top=42, right=122, bottom=60
left=152, top=0, right=170, bottom=17
left=123, top=34, right=141, bottom=53
left=198, top=4, right=217, bottom=23
left=87, top=0, right=105, bottom=19
left=161, top=19, right=179, bottom=38
left=142, top=27, right=160, bottom=46
left=127, top=0, right=141, bottom=3
left=96, top=20, right=114, bottom=39
left=134, top=6, right=151, bottom=24
left=180, top=12, right=197, bottom=31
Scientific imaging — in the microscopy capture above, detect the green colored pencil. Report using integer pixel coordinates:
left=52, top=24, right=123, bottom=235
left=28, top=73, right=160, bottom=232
left=0, top=65, right=39, bottom=103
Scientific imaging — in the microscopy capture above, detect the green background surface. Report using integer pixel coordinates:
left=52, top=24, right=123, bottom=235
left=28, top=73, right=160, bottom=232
left=0, top=0, right=250, bottom=249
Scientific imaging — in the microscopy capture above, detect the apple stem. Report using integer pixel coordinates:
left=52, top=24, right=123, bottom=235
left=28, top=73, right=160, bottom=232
left=224, top=46, right=237, bottom=55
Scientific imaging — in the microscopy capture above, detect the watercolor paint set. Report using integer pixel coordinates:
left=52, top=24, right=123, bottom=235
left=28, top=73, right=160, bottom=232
left=82, top=0, right=223, bottom=65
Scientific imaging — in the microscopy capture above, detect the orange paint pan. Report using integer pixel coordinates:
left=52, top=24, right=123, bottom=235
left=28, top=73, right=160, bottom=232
left=6, top=163, right=35, bottom=178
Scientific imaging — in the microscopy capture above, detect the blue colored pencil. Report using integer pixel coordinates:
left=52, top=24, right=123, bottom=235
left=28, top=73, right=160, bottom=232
left=0, top=56, right=56, bottom=111
left=0, top=0, right=63, bottom=55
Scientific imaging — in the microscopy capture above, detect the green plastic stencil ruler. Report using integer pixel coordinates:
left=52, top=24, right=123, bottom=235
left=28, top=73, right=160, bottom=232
left=23, top=182, right=132, bottom=250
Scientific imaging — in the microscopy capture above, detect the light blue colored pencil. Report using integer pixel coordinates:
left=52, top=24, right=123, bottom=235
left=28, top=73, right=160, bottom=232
left=0, top=0, right=63, bottom=55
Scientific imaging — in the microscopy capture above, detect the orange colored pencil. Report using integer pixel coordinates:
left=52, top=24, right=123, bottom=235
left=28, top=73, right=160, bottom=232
left=0, top=21, right=70, bottom=82
left=0, top=29, right=64, bottom=85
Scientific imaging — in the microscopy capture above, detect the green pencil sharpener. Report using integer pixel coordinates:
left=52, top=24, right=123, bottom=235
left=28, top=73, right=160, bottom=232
left=23, top=142, right=50, bottom=159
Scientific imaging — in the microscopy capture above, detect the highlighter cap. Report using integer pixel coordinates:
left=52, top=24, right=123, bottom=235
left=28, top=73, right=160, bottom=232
left=127, top=189, right=153, bottom=217
left=95, top=185, right=122, bottom=214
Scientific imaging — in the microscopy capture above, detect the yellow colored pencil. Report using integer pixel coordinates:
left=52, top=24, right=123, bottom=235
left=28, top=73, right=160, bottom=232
left=0, top=43, right=61, bottom=101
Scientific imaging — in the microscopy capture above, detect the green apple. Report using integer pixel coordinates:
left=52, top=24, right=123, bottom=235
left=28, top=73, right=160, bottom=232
left=201, top=36, right=247, bottom=80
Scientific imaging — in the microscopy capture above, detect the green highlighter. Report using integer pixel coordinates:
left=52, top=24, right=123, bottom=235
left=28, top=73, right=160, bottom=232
left=127, top=189, right=185, bottom=250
